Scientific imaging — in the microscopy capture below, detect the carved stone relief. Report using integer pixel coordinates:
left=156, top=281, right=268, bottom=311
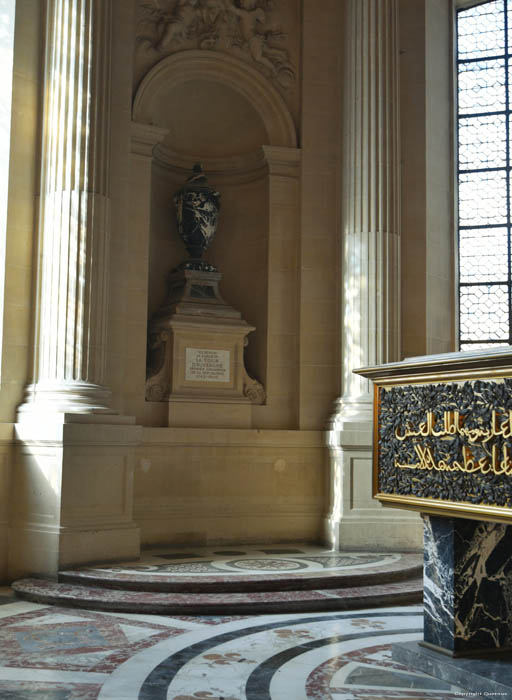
left=135, top=0, right=296, bottom=94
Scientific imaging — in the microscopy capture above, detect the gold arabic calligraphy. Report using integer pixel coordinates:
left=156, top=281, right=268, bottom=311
left=394, top=410, right=512, bottom=476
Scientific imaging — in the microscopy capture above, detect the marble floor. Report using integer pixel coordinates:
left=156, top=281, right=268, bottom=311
left=13, top=545, right=422, bottom=616
left=65, top=544, right=409, bottom=578
left=0, top=591, right=481, bottom=699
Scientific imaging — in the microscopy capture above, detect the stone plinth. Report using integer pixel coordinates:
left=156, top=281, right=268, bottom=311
left=11, top=414, right=141, bottom=578
left=146, top=267, right=265, bottom=427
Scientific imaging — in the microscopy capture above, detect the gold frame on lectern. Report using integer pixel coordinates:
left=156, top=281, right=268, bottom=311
left=355, top=350, right=512, bottom=525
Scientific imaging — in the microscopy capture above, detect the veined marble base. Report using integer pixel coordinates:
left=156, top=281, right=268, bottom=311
left=393, top=640, right=510, bottom=700
left=424, top=515, right=512, bottom=654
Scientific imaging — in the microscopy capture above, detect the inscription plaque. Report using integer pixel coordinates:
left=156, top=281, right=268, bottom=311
left=373, top=378, right=512, bottom=522
left=354, top=350, right=512, bottom=524
left=185, top=348, right=230, bottom=383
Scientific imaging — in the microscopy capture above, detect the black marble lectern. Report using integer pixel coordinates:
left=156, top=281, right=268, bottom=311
left=356, top=348, right=512, bottom=698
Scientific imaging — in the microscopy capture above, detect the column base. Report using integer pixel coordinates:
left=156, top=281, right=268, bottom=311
left=325, top=410, right=422, bottom=551
left=329, top=396, right=374, bottom=427
left=10, top=413, right=142, bottom=579
left=323, top=513, right=423, bottom=551
left=18, top=380, right=114, bottom=415
left=9, top=523, right=140, bottom=580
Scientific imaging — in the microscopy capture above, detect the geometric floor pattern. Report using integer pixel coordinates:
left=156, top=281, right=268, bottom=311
left=0, top=590, right=477, bottom=699
left=13, top=545, right=423, bottom=617
left=62, top=544, right=413, bottom=579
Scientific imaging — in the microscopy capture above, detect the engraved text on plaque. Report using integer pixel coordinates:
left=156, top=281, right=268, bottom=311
left=185, top=348, right=230, bottom=383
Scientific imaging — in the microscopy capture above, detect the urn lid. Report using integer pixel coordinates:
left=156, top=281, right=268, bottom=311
left=180, top=163, right=216, bottom=194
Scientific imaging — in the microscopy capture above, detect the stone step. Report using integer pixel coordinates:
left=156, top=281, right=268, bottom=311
left=57, top=553, right=422, bottom=593
left=12, top=576, right=423, bottom=615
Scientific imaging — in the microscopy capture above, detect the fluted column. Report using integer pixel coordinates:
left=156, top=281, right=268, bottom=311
left=324, top=0, right=417, bottom=550
left=335, top=0, right=400, bottom=424
left=21, top=0, right=113, bottom=413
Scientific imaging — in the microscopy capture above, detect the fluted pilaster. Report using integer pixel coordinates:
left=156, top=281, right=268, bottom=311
left=21, top=0, right=113, bottom=413
left=336, top=0, right=400, bottom=422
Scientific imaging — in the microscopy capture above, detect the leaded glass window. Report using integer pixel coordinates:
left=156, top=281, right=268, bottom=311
left=457, top=0, right=512, bottom=349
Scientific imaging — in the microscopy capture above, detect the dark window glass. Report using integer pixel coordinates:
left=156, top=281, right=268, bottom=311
left=457, top=0, right=512, bottom=349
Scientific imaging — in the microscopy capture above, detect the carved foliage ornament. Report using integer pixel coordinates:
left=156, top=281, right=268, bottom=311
left=137, top=0, right=295, bottom=91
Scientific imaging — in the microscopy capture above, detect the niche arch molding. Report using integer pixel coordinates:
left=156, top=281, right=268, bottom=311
left=132, top=50, right=297, bottom=150
left=130, top=50, right=301, bottom=429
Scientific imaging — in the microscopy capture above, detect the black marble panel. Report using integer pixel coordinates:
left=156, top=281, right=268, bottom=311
left=424, top=515, right=512, bottom=653
left=423, top=515, right=455, bottom=651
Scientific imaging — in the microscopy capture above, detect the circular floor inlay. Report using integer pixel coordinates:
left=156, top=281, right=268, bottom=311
left=227, top=558, right=308, bottom=571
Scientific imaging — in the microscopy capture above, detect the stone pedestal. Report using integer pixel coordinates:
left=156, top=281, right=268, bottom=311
left=324, top=421, right=420, bottom=550
left=11, top=414, right=141, bottom=579
left=146, top=267, right=265, bottom=428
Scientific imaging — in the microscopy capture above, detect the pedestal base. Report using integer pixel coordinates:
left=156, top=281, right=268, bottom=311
left=10, top=414, right=142, bottom=579
left=146, top=266, right=265, bottom=413
left=168, top=399, right=252, bottom=428
left=393, top=641, right=511, bottom=699
left=10, top=523, right=140, bottom=579
left=424, top=515, right=512, bottom=654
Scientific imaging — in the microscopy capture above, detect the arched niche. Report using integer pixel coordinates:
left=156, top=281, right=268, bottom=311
left=132, top=51, right=300, bottom=428
left=133, top=50, right=297, bottom=149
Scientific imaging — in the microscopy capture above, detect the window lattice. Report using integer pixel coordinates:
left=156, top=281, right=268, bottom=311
left=458, top=0, right=512, bottom=350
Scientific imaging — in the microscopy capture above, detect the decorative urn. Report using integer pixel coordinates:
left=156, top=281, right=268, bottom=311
left=174, top=163, right=220, bottom=263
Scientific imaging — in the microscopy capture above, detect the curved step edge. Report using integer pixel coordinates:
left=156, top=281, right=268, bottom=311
left=12, top=577, right=423, bottom=616
left=57, top=564, right=423, bottom=593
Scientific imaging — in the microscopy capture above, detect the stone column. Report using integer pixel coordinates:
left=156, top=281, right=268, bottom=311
left=21, top=0, right=113, bottom=413
left=10, top=1, right=142, bottom=578
left=325, top=0, right=421, bottom=549
left=338, top=0, right=401, bottom=422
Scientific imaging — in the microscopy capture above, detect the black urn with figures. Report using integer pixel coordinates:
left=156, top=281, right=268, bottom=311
left=174, top=164, right=220, bottom=267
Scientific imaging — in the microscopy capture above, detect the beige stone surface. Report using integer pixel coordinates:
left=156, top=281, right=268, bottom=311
left=136, top=428, right=326, bottom=546
left=0, top=0, right=41, bottom=424
left=400, top=0, right=454, bottom=358
left=324, top=423, right=422, bottom=552
left=299, top=0, right=342, bottom=431
left=0, top=0, right=464, bottom=579
left=10, top=416, right=141, bottom=578
left=0, top=425, right=12, bottom=580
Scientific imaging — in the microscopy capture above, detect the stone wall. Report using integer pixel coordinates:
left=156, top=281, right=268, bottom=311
left=136, top=428, right=326, bottom=546
left=0, top=0, right=458, bottom=577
